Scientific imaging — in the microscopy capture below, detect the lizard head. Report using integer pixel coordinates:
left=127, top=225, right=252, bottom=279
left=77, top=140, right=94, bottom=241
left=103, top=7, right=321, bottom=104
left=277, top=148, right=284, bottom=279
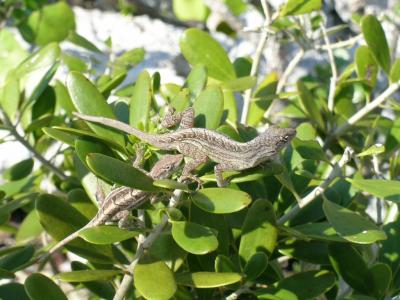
left=150, top=154, right=184, bottom=179
left=252, top=126, right=296, bottom=159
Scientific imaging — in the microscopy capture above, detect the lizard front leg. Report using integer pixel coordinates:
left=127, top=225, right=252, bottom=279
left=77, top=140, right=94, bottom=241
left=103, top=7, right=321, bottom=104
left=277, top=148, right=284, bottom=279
left=161, top=107, right=194, bottom=129
left=179, top=156, right=207, bottom=188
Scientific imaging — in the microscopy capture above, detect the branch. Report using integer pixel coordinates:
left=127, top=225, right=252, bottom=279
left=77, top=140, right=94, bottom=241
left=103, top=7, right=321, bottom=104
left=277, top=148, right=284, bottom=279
left=329, top=81, right=400, bottom=140
left=240, top=0, right=272, bottom=124
left=0, top=108, right=68, bottom=180
left=320, top=23, right=338, bottom=112
left=277, top=147, right=354, bottom=225
left=113, top=189, right=183, bottom=300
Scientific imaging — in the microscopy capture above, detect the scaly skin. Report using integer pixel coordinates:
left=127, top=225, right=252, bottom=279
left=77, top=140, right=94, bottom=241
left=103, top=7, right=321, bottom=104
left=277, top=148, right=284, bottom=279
left=47, top=154, right=183, bottom=256
left=74, top=108, right=296, bottom=186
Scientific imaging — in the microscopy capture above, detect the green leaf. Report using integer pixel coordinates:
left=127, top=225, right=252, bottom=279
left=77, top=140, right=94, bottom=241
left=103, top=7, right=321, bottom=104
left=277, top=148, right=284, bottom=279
left=75, top=137, right=114, bottom=169
left=378, top=221, right=400, bottom=277
left=173, top=0, right=209, bottom=21
left=370, top=263, right=391, bottom=299
left=221, top=76, right=256, bottom=91
left=347, top=178, right=400, bottom=202
left=0, top=29, right=28, bottom=85
left=191, top=188, right=251, bottom=214
left=185, top=64, right=207, bottom=99
left=356, top=144, right=385, bottom=157
left=328, top=243, right=372, bottom=295
left=0, top=246, right=34, bottom=271
left=66, top=71, right=125, bottom=147
left=243, top=252, right=268, bottom=280
left=98, top=72, right=126, bottom=96
left=171, top=221, right=218, bottom=255
left=86, top=153, right=159, bottom=191
left=175, top=272, right=241, bottom=288
left=280, top=0, right=322, bottom=16
left=355, top=46, right=378, bottom=87
left=22, top=2, right=75, bottom=45
left=134, top=261, right=177, bottom=300
left=180, top=28, right=236, bottom=81
left=257, top=270, right=335, bottom=299
left=361, top=15, right=391, bottom=74
left=14, top=43, right=60, bottom=108
left=287, top=222, right=346, bottom=242
left=215, top=255, right=238, bottom=273
left=130, top=70, right=152, bottom=130
left=148, top=233, right=187, bottom=272
left=0, top=76, right=20, bottom=121
left=35, top=194, right=118, bottom=263
left=79, top=225, right=140, bottom=244
left=323, top=199, right=386, bottom=244
left=0, top=283, right=29, bottom=300
left=67, top=31, right=101, bottom=53
left=247, top=72, right=278, bottom=126
left=279, top=239, right=330, bottom=265
left=295, top=122, right=316, bottom=140
left=390, top=58, right=400, bottom=83
left=55, top=270, right=122, bottom=282
left=3, top=158, right=34, bottom=181
left=42, top=127, right=75, bottom=146
left=113, top=48, right=145, bottom=75
left=297, top=81, right=325, bottom=130
left=24, top=273, right=67, bottom=300
left=54, top=80, right=75, bottom=116
left=153, top=179, right=189, bottom=191
left=193, top=86, right=224, bottom=129
left=0, top=268, right=15, bottom=279
left=239, top=200, right=277, bottom=265
left=70, top=261, right=115, bottom=299
left=292, top=138, right=328, bottom=161
left=15, top=210, right=43, bottom=244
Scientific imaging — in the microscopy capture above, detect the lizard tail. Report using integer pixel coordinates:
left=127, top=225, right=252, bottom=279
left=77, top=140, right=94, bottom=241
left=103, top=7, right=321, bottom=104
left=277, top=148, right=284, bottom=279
left=73, top=112, right=166, bottom=148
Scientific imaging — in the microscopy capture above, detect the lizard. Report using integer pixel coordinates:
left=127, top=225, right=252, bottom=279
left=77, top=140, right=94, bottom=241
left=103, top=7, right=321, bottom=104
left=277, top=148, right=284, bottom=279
left=73, top=107, right=296, bottom=187
left=46, top=154, right=183, bottom=256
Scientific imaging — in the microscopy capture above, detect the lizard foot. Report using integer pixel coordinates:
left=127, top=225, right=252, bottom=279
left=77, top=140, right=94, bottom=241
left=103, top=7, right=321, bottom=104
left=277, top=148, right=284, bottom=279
left=179, top=175, right=203, bottom=191
left=118, top=217, right=145, bottom=231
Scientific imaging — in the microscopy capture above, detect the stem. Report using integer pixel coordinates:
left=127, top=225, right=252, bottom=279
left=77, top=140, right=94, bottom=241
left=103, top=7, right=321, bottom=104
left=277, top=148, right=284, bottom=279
left=0, top=108, right=68, bottom=180
left=315, top=34, right=362, bottom=51
left=278, top=147, right=353, bottom=225
left=320, top=23, right=338, bottom=112
left=225, top=284, right=252, bottom=300
left=263, top=48, right=305, bottom=119
left=240, top=0, right=272, bottom=124
left=113, top=190, right=183, bottom=300
left=329, top=81, right=400, bottom=140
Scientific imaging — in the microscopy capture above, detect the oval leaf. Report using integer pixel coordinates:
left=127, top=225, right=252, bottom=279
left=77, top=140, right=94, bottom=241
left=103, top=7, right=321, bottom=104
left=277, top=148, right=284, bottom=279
left=67, top=71, right=125, bottom=147
left=175, top=272, right=241, bottom=288
left=323, top=199, right=386, bottom=244
left=193, top=86, right=224, bottom=129
left=180, top=28, right=235, bottom=81
left=192, top=188, right=251, bottom=214
left=86, top=153, right=159, bottom=191
left=347, top=178, right=400, bottom=202
left=55, top=270, right=122, bottom=282
left=239, top=200, right=277, bottom=265
left=134, top=261, right=177, bottom=300
left=24, top=273, right=67, bottom=300
left=130, top=70, right=152, bottom=130
left=361, top=15, right=391, bottom=74
left=79, top=225, right=140, bottom=244
left=171, top=221, right=218, bottom=255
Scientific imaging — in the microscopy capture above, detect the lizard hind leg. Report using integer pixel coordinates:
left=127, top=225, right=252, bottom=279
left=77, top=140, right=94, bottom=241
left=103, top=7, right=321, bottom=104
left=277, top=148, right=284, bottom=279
left=179, top=156, right=207, bottom=189
left=161, top=107, right=194, bottom=129
left=214, top=164, right=234, bottom=187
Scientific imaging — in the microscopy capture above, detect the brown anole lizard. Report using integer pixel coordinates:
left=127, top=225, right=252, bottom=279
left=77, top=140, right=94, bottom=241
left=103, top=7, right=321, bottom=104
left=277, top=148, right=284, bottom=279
left=47, top=154, right=183, bottom=256
left=74, top=108, right=296, bottom=187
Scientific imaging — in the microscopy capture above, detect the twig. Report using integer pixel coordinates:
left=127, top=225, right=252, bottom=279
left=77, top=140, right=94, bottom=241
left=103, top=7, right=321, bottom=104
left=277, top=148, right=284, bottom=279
left=278, top=147, right=354, bottom=225
left=320, top=23, right=338, bottom=112
left=225, top=284, right=252, bottom=300
left=240, top=0, right=272, bottom=124
left=329, top=81, right=400, bottom=140
left=113, top=190, right=183, bottom=300
left=0, top=108, right=68, bottom=180
left=314, top=34, right=362, bottom=51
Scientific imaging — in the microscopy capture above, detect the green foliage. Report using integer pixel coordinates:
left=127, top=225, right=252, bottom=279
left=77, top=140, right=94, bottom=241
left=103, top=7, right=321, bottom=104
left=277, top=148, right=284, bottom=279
left=1, top=1, right=400, bottom=299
